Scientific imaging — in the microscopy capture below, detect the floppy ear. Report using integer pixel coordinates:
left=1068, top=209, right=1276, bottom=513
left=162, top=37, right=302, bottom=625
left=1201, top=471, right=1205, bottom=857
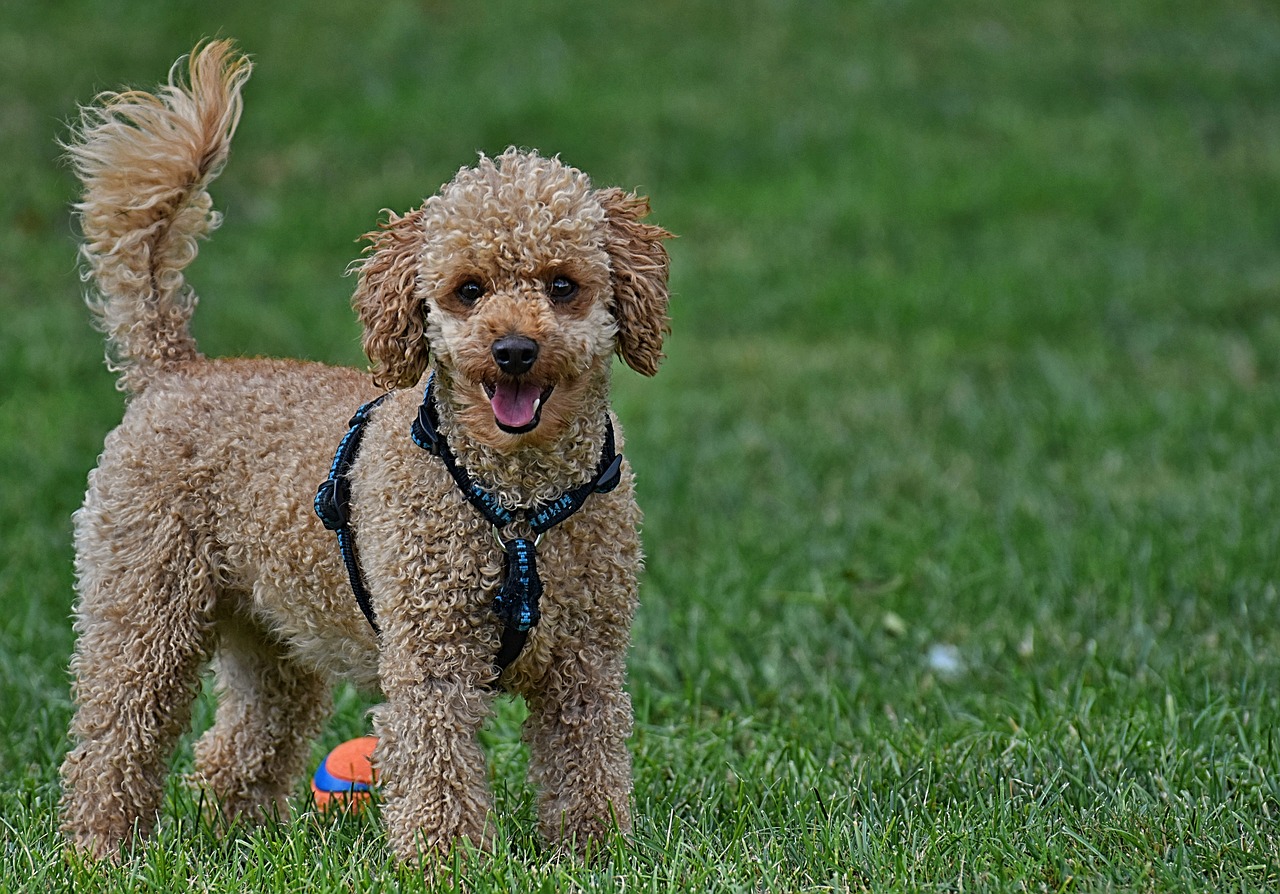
left=351, top=207, right=428, bottom=389
left=597, top=187, right=673, bottom=377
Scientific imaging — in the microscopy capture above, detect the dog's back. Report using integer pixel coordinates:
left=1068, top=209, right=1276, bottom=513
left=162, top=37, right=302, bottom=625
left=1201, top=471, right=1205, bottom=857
left=65, top=39, right=380, bottom=677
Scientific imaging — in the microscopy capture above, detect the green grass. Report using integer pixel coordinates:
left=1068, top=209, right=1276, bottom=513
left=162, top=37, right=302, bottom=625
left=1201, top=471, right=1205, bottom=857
left=3, top=0, right=1280, bottom=890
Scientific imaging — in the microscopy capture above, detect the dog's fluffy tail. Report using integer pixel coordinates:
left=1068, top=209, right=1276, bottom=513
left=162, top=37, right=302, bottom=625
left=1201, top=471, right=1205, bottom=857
left=67, top=40, right=251, bottom=393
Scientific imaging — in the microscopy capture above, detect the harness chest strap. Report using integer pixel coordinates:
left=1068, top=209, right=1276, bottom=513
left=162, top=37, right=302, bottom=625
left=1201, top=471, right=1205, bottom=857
left=315, top=378, right=623, bottom=678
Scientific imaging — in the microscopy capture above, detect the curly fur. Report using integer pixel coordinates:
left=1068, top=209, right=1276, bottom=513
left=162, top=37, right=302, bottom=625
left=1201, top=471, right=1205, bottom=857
left=58, top=40, right=672, bottom=865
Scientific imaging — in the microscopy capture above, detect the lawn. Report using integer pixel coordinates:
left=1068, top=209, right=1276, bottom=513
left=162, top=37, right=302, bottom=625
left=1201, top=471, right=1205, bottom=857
left=2, top=1, right=1279, bottom=890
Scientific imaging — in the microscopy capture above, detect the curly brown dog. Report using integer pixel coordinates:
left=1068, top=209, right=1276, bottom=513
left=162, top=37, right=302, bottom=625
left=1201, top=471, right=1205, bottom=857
left=58, top=40, right=670, bottom=864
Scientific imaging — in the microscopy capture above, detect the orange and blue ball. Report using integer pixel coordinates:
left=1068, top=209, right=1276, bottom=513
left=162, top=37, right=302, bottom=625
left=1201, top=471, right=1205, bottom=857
left=311, top=736, right=378, bottom=811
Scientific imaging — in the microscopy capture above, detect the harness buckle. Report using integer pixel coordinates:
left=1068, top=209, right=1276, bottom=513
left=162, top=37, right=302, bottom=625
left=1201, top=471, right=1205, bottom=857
left=595, top=452, right=624, bottom=493
left=411, top=401, right=444, bottom=455
left=314, top=477, right=350, bottom=531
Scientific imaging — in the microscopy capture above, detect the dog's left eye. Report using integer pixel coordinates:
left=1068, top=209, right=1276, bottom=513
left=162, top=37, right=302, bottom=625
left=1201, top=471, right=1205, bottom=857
left=455, top=280, right=486, bottom=306
left=547, top=276, right=578, bottom=302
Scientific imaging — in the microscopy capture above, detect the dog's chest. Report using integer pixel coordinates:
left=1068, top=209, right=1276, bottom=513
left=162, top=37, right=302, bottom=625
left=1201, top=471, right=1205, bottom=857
left=340, top=396, right=641, bottom=684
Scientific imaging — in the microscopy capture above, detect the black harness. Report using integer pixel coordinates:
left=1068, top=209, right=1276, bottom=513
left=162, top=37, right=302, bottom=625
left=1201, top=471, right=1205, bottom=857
left=314, top=374, right=623, bottom=680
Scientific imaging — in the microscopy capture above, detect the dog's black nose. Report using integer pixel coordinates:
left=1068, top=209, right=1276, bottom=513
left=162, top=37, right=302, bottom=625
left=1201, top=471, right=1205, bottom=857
left=491, top=336, right=540, bottom=376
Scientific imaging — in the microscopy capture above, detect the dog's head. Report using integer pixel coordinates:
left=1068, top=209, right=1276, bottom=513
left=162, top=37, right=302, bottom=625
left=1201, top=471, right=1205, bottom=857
left=353, top=148, right=671, bottom=448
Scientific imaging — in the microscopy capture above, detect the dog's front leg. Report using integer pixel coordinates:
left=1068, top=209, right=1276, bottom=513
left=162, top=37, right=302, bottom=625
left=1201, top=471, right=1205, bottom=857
left=372, top=640, right=496, bottom=865
left=524, top=649, right=634, bottom=854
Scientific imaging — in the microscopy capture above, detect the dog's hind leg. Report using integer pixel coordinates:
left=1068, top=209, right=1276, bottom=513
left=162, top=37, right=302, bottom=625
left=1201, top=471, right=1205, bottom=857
left=189, top=611, right=332, bottom=826
left=59, top=492, right=219, bottom=859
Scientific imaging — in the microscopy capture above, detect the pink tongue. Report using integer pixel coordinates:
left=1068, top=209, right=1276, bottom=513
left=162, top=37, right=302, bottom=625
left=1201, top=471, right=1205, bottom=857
left=490, top=381, right=541, bottom=428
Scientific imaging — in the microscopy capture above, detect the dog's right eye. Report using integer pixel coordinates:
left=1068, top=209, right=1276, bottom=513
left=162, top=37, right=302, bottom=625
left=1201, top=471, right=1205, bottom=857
left=455, top=281, right=485, bottom=306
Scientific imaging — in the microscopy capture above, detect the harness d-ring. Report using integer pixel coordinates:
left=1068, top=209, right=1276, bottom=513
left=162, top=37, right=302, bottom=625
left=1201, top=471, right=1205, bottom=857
left=493, top=526, right=543, bottom=549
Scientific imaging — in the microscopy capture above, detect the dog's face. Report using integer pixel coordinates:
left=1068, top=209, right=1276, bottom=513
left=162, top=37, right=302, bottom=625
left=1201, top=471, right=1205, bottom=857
left=421, top=154, right=618, bottom=446
left=353, top=149, right=671, bottom=450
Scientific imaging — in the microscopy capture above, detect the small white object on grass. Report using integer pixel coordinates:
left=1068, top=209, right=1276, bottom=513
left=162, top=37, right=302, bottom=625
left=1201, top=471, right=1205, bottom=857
left=927, top=643, right=964, bottom=678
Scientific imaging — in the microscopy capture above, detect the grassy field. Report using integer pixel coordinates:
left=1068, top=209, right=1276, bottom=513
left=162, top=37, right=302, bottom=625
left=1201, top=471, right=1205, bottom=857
left=3, top=1, right=1279, bottom=890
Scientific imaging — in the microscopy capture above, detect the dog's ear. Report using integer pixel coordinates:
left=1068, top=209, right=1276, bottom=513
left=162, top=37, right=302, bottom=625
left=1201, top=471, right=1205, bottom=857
left=598, top=187, right=673, bottom=377
left=352, top=207, right=429, bottom=389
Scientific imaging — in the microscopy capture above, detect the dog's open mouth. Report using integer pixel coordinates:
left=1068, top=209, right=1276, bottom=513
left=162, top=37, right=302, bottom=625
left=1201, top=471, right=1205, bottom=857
left=483, top=381, right=555, bottom=434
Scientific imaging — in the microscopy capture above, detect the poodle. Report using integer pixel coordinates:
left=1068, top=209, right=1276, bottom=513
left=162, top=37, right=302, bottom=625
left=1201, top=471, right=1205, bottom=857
left=58, top=40, right=671, bottom=865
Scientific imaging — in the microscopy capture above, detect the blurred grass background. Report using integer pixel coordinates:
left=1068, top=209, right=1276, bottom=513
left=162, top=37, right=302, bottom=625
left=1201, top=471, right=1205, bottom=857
left=2, top=1, right=1279, bottom=890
